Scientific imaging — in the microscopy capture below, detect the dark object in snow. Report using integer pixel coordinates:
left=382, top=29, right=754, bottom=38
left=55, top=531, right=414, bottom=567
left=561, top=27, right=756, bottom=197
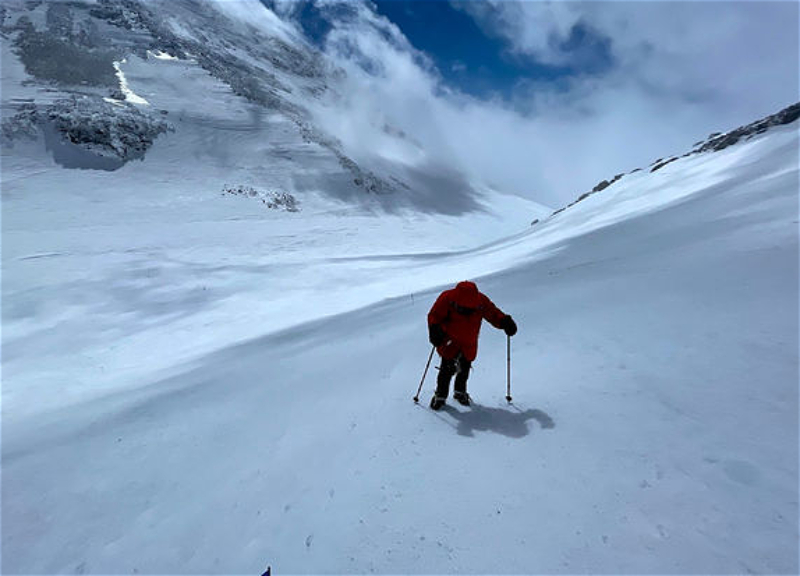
left=260, top=566, right=271, bottom=576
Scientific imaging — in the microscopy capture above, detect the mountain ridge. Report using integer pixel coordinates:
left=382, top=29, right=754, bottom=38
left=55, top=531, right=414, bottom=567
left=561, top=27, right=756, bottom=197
left=551, top=101, right=800, bottom=218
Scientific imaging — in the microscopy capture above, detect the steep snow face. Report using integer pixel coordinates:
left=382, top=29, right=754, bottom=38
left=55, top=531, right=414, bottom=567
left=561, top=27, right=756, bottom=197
left=1, top=0, right=519, bottom=214
left=3, top=109, right=797, bottom=574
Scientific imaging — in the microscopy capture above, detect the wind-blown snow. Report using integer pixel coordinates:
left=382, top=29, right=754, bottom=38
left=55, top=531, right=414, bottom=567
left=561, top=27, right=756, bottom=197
left=209, top=0, right=300, bottom=45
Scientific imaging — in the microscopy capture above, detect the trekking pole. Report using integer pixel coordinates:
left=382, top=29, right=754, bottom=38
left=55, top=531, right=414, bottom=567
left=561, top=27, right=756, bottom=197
left=506, top=334, right=513, bottom=403
left=414, top=345, right=436, bottom=403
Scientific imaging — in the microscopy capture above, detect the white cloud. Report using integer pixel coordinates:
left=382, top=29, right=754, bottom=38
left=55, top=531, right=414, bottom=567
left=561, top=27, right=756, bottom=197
left=210, top=0, right=300, bottom=43
left=292, top=1, right=799, bottom=207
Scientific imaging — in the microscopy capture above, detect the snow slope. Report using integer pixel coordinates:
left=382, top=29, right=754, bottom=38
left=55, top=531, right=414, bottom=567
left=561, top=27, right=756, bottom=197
left=3, top=108, right=797, bottom=574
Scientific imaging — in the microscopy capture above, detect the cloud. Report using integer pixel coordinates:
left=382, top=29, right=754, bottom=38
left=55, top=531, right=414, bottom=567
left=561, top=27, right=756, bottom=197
left=278, top=1, right=799, bottom=208
left=210, top=0, right=300, bottom=43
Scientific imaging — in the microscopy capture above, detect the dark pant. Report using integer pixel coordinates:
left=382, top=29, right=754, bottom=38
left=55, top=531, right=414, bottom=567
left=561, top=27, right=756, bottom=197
left=436, top=354, right=472, bottom=398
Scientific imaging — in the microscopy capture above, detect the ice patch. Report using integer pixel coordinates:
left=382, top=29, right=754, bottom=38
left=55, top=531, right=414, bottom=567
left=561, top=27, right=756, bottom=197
left=113, top=60, right=149, bottom=106
left=148, top=50, right=180, bottom=61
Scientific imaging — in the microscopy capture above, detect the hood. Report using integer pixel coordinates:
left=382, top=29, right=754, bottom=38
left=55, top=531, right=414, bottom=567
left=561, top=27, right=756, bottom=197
left=453, top=281, right=481, bottom=308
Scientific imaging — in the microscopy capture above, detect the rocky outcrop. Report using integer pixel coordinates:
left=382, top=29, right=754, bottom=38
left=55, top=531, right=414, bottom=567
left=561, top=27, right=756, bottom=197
left=691, top=103, right=800, bottom=154
left=2, top=96, right=173, bottom=165
left=551, top=172, right=624, bottom=216
left=222, top=185, right=300, bottom=212
left=47, top=96, right=172, bottom=160
left=650, top=157, right=678, bottom=173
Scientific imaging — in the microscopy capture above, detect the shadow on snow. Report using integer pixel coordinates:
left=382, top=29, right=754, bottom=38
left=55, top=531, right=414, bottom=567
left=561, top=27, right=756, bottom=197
left=435, top=403, right=555, bottom=438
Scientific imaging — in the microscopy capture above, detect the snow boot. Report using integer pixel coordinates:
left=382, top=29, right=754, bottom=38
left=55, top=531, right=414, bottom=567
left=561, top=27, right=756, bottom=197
left=453, top=391, right=471, bottom=406
left=429, top=395, right=446, bottom=411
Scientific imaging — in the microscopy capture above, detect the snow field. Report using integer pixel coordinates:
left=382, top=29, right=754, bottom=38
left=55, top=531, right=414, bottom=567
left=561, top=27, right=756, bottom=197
left=3, top=124, right=797, bottom=572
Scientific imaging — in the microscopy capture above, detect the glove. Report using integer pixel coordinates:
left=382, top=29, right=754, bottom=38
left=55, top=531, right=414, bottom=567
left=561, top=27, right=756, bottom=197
left=428, top=323, right=446, bottom=346
left=501, top=315, right=517, bottom=337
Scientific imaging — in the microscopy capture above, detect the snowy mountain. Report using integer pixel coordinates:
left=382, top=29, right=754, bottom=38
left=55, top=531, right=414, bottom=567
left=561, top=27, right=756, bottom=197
left=1, top=0, right=544, bottom=215
left=2, top=1, right=798, bottom=574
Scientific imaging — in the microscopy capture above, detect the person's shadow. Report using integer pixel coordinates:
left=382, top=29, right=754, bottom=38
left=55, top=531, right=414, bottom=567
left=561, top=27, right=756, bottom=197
left=439, top=403, right=555, bottom=438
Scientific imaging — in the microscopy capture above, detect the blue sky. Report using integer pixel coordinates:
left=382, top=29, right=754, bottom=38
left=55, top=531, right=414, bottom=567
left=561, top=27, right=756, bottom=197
left=283, top=0, right=615, bottom=100
left=372, top=1, right=615, bottom=99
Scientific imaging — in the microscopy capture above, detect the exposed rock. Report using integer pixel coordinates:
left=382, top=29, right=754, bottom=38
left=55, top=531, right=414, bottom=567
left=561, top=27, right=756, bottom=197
left=3, top=96, right=173, bottom=165
left=45, top=96, right=172, bottom=161
left=552, top=172, right=628, bottom=217
left=651, top=157, right=678, bottom=173
left=692, top=102, right=800, bottom=154
left=592, top=180, right=611, bottom=193
left=222, top=185, right=300, bottom=212
left=2, top=103, right=40, bottom=141
left=88, top=0, right=147, bottom=31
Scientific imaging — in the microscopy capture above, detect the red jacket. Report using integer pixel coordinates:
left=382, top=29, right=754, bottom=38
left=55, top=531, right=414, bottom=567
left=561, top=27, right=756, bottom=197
left=427, top=281, right=507, bottom=361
